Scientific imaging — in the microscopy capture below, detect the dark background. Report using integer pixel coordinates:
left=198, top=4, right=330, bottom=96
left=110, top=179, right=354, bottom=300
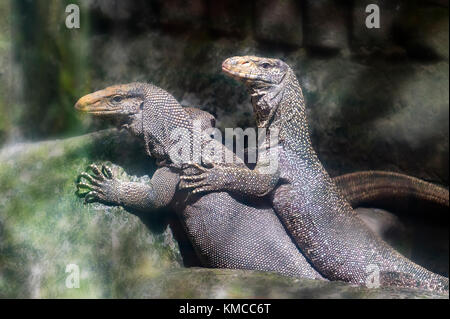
left=0, top=0, right=448, bottom=184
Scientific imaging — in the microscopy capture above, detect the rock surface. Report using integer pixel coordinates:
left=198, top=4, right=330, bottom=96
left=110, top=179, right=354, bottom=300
left=0, top=130, right=182, bottom=298
left=126, top=268, right=448, bottom=299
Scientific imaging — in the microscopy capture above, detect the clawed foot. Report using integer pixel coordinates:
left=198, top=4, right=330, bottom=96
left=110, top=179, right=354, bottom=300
left=76, top=164, right=121, bottom=205
left=179, top=162, right=228, bottom=194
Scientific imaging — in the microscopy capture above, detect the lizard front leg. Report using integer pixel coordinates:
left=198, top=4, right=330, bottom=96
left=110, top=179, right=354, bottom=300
left=77, top=164, right=178, bottom=212
left=179, top=162, right=280, bottom=197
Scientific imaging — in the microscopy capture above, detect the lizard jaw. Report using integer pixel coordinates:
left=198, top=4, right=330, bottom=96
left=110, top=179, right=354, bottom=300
left=75, top=98, right=123, bottom=115
left=222, top=64, right=259, bottom=81
left=222, top=58, right=276, bottom=88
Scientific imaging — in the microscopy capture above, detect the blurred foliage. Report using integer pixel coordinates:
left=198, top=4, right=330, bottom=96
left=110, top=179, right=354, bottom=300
left=0, top=0, right=11, bottom=145
left=9, top=0, right=91, bottom=141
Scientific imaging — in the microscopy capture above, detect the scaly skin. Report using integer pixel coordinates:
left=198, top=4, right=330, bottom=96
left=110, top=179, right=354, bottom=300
left=334, top=171, right=449, bottom=209
left=74, top=82, right=323, bottom=279
left=180, top=56, right=449, bottom=292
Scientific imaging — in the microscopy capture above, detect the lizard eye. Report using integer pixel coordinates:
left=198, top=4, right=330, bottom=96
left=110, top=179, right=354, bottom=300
left=261, top=62, right=271, bottom=69
left=112, top=95, right=123, bottom=103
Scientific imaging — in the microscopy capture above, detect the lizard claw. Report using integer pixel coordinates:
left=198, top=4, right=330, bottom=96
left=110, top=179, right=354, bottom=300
left=89, top=164, right=104, bottom=179
left=76, top=163, right=120, bottom=205
left=77, top=172, right=99, bottom=186
left=84, top=191, right=101, bottom=204
left=77, top=181, right=96, bottom=191
left=102, top=165, right=113, bottom=179
left=181, top=161, right=209, bottom=173
left=179, top=163, right=228, bottom=194
left=192, top=185, right=214, bottom=194
left=180, top=173, right=207, bottom=182
left=180, top=180, right=211, bottom=191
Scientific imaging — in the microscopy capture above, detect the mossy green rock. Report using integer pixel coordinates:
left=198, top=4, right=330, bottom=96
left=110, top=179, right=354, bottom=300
left=0, top=129, right=182, bottom=298
left=0, top=130, right=447, bottom=298
left=132, top=268, right=448, bottom=299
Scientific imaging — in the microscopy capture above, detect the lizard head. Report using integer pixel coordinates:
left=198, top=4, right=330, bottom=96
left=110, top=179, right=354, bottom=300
left=75, top=83, right=146, bottom=134
left=75, top=82, right=199, bottom=164
left=222, top=56, right=291, bottom=128
left=222, top=56, right=288, bottom=84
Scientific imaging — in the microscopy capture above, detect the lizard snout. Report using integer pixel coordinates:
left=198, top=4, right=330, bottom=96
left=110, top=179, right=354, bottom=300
left=74, top=98, right=88, bottom=111
left=74, top=96, right=101, bottom=113
left=74, top=92, right=113, bottom=114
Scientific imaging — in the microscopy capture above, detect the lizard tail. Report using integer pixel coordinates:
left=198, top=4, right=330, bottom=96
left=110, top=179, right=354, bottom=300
left=333, top=170, right=449, bottom=211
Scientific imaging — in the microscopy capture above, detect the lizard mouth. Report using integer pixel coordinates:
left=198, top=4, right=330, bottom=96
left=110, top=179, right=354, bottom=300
left=75, top=99, right=122, bottom=115
left=222, top=61, right=274, bottom=85
left=222, top=63, right=259, bottom=81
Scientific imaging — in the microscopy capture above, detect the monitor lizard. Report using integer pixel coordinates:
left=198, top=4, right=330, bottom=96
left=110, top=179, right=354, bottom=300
left=74, top=82, right=323, bottom=279
left=180, top=56, right=449, bottom=292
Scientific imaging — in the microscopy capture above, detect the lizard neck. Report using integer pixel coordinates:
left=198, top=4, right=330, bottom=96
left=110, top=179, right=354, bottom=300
left=253, top=69, right=313, bottom=157
left=279, top=72, right=313, bottom=156
left=140, top=84, right=193, bottom=166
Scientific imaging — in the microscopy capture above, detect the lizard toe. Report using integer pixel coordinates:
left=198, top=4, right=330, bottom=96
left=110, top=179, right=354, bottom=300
left=89, top=164, right=104, bottom=180
left=180, top=174, right=206, bottom=182
left=181, top=180, right=210, bottom=190
left=78, top=172, right=101, bottom=186
left=84, top=191, right=101, bottom=203
left=192, top=185, right=213, bottom=194
left=77, top=181, right=95, bottom=191
left=102, top=165, right=114, bottom=179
